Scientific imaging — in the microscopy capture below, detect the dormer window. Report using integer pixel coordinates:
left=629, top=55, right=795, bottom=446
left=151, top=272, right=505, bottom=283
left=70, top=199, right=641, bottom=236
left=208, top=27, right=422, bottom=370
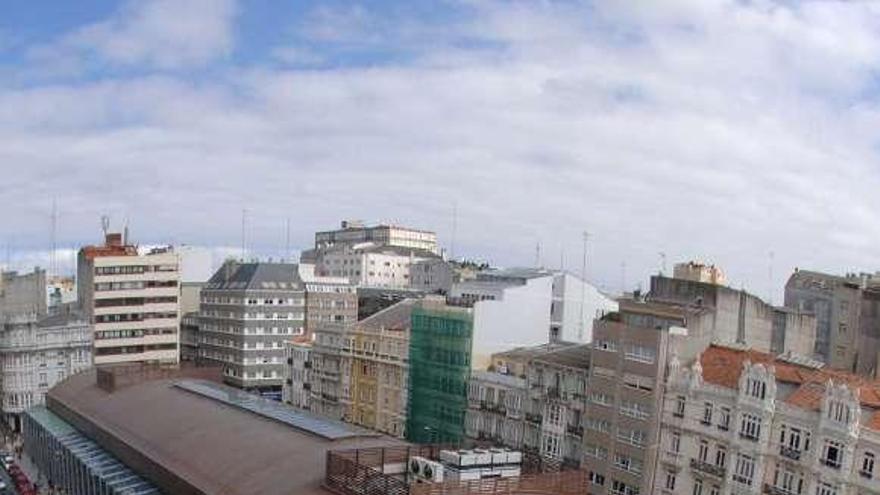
left=747, top=378, right=766, bottom=399
left=828, top=401, right=851, bottom=423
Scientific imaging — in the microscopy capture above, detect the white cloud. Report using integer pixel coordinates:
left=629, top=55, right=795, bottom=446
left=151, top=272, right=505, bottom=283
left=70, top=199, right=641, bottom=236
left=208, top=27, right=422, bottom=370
left=5, top=1, right=880, bottom=299
left=27, top=0, right=237, bottom=72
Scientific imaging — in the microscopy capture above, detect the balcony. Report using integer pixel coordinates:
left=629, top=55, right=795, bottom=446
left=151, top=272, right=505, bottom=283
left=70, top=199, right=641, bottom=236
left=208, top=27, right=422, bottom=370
left=566, top=425, right=584, bottom=438
left=779, top=446, right=801, bottom=461
left=690, top=458, right=726, bottom=478
left=763, top=483, right=792, bottom=495
left=739, top=431, right=759, bottom=442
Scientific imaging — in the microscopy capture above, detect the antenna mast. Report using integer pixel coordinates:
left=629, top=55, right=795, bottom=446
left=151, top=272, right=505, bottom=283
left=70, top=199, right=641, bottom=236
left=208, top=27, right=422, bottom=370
left=578, top=231, right=589, bottom=341
left=50, top=199, right=57, bottom=277
left=285, top=218, right=291, bottom=262
left=241, top=209, right=248, bottom=261
left=450, top=202, right=458, bottom=261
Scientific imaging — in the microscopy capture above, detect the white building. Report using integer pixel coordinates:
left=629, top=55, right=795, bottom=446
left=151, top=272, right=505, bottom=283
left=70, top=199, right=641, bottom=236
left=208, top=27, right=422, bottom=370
left=313, top=220, right=439, bottom=255
left=0, top=312, right=92, bottom=430
left=77, top=233, right=181, bottom=365
left=450, top=268, right=617, bottom=368
left=316, top=243, right=438, bottom=289
left=656, top=344, right=880, bottom=495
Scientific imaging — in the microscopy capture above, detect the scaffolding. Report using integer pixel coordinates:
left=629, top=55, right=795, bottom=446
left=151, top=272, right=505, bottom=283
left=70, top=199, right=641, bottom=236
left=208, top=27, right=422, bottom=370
left=406, top=304, right=473, bottom=444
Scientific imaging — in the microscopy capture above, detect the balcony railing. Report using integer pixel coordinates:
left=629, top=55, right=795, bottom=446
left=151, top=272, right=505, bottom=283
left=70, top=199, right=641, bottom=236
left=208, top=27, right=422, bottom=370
left=763, top=483, right=793, bottom=495
left=739, top=431, right=759, bottom=442
left=690, top=458, right=726, bottom=478
left=779, top=446, right=801, bottom=461
left=566, top=425, right=584, bottom=438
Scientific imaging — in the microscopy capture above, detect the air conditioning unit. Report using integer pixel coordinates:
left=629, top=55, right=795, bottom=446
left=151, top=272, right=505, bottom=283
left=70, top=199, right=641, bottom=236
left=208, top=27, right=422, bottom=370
left=409, top=456, right=444, bottom=483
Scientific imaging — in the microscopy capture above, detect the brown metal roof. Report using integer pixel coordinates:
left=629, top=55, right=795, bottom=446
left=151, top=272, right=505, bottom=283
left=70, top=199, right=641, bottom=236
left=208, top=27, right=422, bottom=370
left=47, top=369, right=405, bottom=495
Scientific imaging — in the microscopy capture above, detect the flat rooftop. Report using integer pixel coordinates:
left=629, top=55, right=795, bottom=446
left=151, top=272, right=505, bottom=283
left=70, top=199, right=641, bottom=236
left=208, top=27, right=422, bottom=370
left=47, top=368, right=405, bottom=495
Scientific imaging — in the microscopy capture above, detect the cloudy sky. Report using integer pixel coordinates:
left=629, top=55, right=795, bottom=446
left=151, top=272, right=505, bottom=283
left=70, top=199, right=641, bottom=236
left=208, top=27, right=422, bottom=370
left=2, top=0, right=880, bottom=299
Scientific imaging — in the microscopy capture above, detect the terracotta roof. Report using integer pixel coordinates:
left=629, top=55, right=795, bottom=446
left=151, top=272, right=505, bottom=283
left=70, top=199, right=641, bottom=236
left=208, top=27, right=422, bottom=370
left=699, top=345, right=880, bottom=418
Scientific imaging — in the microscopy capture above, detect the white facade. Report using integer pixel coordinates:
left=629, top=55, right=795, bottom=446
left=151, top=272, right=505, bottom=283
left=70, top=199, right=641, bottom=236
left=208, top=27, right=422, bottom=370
left=79, top=243, right=181, bottom=365
left=656, top=346, right=880, bottom=495
left=453, top=270, right=617, bottom=369
left=0, top=314, right=92, bottom=429
left=315, top=221, right=439, bottom=255
left=317, top=244, right=436, bottom=289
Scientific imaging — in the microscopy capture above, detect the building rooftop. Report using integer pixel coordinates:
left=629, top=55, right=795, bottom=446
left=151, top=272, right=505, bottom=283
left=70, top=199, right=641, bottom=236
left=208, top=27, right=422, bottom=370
left=532, top=344, right=591, bottom=370
left=354, top=298, right=416, bottom=334
left=699, top=344, right=880, bottom=427
left=205, top=261, right=304, bottom=291
left=47, top=367, right=406, bottom=495
left=491, top=341, right=577, bottom=363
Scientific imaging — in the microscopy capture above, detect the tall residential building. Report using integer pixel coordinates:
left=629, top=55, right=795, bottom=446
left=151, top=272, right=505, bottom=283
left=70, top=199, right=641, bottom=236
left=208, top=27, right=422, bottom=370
left=283, top=341, right=312, bottom=409
left=406, top=298, right=473, bottom=444
left=785, top=269, right=878, bottom=374
left=198, top=261, right=355, bottom=395
left=449, top=268, right=618, bottom=367
left=656, top=344, right=880, bottom=495
left=313, top=220, right=439, bottom=255
left=77, top=233, right=180, bottom=365
left=673, top=261, right=727, bottom=286
left=581, top=300, right=688, bottom=495
left=0, top=311, right=92, bottom=430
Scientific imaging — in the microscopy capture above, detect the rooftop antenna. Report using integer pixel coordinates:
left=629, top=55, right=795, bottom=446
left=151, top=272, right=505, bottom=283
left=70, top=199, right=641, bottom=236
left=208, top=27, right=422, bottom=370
left=534, top=240, right=542, bottom=268
left=450, top=201, right=458, bottom=261
left=285, top=217, right=291, bottom=262
left=578, top=231, right=589, bottom=341
left=621, top=261, right=627, bottom=295
left=50, top=199, right=57, bottom=277
left=241, top=208, right=248, bottom=261
left=559, top=246, right=565, bottom=272
left=123, top=218, right=130, bottom=245
left=658, top=252, right=667, bottom=276
left=101, top=215, right=110, bottom=238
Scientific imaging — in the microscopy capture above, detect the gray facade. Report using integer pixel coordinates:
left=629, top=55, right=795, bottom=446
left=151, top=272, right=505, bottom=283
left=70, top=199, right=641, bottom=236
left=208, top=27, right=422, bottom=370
left=784, top=270, right=862, bottom=371
left=199, top=262, right=308, bottom=392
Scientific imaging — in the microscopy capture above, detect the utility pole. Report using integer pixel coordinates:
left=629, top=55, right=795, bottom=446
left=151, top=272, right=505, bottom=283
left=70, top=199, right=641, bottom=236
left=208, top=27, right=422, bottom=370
left=578, top=231, right=589, bottom=342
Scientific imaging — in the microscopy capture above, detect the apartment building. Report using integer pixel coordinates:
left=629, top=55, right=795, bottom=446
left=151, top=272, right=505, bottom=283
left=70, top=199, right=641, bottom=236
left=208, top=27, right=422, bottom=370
left=77, top=233, right=180, bottom=365
left=582, top=300, right=688, bottom=495
left=0, top=268, right=47, bottom=319
left=308, top=320, right=350, bottom=420
left=0, top=311, right=92, bottom=430
left=656, top=344, right=880, bottom=495
left=198, top=261, right=355, bottom=395
left=466, top=342, right=584, bottom=459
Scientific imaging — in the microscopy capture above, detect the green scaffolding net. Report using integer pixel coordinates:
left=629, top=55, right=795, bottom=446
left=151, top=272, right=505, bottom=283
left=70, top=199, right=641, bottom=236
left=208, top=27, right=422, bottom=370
left=406, top=304, right=473, bottom=444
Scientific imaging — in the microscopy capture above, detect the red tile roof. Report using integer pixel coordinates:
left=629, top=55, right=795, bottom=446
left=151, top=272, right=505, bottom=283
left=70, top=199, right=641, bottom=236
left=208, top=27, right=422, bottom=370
left=699, top=345, right=880, bottom=421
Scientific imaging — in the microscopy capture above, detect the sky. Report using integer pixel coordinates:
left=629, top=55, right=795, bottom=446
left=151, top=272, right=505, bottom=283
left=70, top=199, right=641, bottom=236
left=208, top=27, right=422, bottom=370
left=2, top=0, right=880, bottom=300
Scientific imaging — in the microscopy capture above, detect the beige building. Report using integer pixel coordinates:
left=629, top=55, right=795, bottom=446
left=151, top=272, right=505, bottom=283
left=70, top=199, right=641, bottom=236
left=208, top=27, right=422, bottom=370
left=77, top=233, right=180, bottom=365
left=673, top=261, right=727, bottom=286
left=657, top=344, right=880, bottom=495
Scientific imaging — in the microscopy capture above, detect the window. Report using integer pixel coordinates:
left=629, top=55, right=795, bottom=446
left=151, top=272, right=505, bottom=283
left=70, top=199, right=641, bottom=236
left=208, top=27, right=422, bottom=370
left=740, top=413, right=761, bottom=441
left=828, top=401, right=851, bottom=424
left=698, top=440, right=709, bottom=463
left=773, top=466, right=804, bottom=494
left=591, top=392, right=613, bottom=406
left=620, top=399, right=651, bottom=420
left=815, top=482, right=838, bottom=495
left=718, top=407, right=731, bottom=431
left=733, top=454, right=755, bottom=486
left=542, top=434, right=561, bottom=458
left=585, top=443, right=608, bottom=459
left=624, top=373, right=654, bottom=392
left=586, top=417, right=611, bottom=433
left=715, top=446, right=727, bottom=468
left=614, top=453, right=642, bottom=475
left=708, top=486, right=720, bottom=495
left=701, top=402, right=713, bottom=425
left=670, top=431, right=681, bottom=453
left=674, top=395, right=686, bottom=417
left=747, top=378, right=766, bottom=399
left=611, top=480, right=640, bottom=495
left=862, top=451, right=876, bottom=478
left=822, top=440, right=843, bottom=469
left=664, top=470, right=676, bottom=490
left=617, top=427, right=646, bottom=447
left=595, top=339, right=618, bottom=352
left=692, top=479, right=703, bottom=495
left=588, top=472, right=605, bottom=486
left=779, top=424, right=810, bottom=452
left=625, top=344, right=656, bottom=364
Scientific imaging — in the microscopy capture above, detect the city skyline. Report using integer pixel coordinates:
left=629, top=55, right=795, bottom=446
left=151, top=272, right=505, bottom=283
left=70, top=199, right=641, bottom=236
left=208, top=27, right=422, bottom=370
left=5, top=1, right=880, bottom=301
